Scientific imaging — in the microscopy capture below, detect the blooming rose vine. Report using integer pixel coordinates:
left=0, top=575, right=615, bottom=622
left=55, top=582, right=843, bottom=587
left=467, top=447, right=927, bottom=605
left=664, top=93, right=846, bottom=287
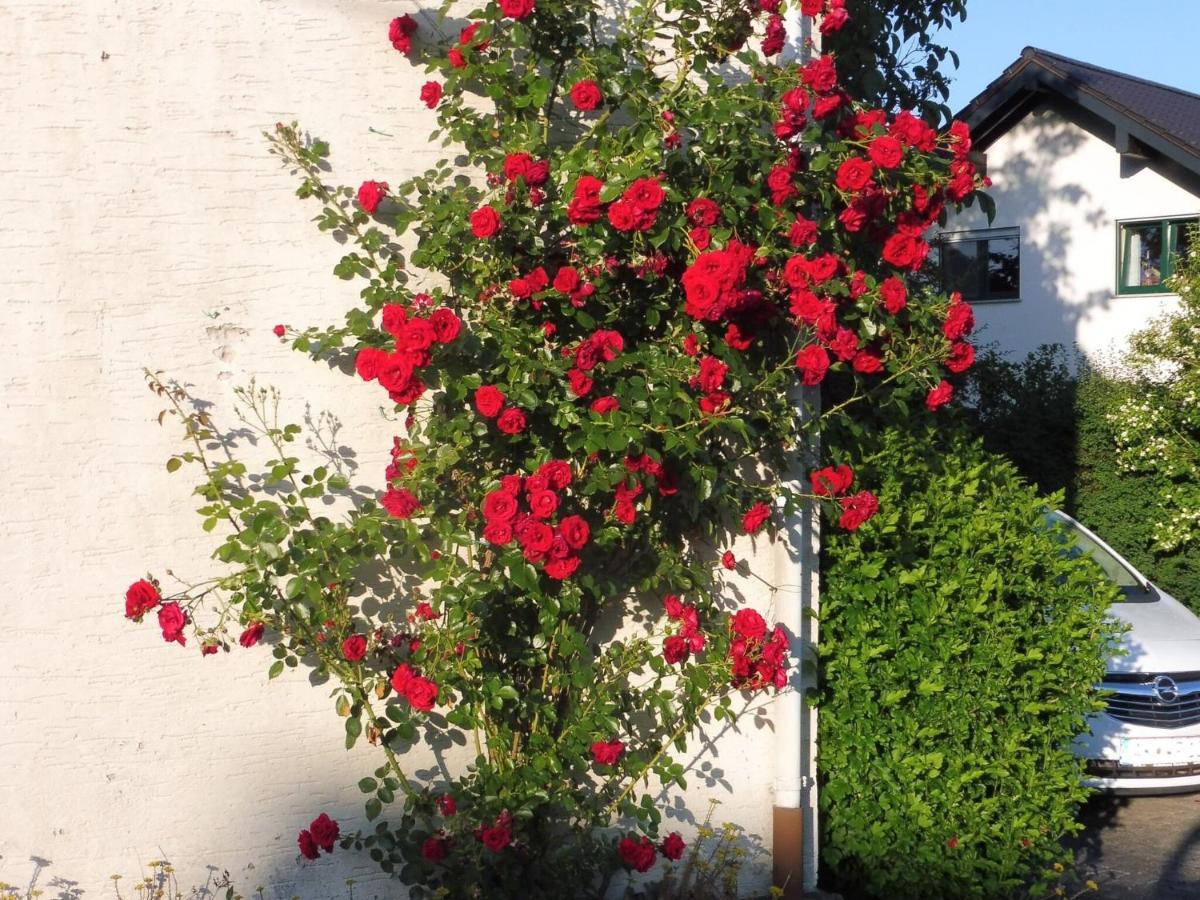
left=127, top=1, right=987, bottom=895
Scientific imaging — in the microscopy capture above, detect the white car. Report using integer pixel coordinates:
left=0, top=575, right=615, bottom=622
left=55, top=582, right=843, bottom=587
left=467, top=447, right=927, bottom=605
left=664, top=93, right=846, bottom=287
left=1050, top=511, right=1200, bottom=795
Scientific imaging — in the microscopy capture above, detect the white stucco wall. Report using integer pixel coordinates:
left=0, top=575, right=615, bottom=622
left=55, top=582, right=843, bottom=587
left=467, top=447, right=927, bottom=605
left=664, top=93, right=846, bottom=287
left=944, top=99, right=1198, bottom=366
left=0, top=2, right=814, bottom=896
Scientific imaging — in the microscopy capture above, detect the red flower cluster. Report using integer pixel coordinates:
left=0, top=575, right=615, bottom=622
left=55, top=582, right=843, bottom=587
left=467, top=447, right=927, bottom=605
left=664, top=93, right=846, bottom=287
left=502, top=152, right=549, bottom=189
left=688, top=354, right=731, bottom=415
left=624, top=453, right=677, bottom=496
left=391, top=662, right=439, bottom=712
left=729, top=609, right=789, bottom=690
left=388, top=15, right=417, bottom=54
left=590, top=738, right=624, bottom=765
left=608, top=176, right=665, bottom=233
left=355, top=303, right=461, bottom=407
left=809, top=465, right=879, bottom=531
left=473, top=385, right=527, bottom=435
left=662, top=594, right=705, bottom=664
left=761, top=14, right=786, bottom=57
left=124, top=578, right=160, bottom=621
left=297, top=812, right=339, bottom=861
left=565, top=328, right=623, bottom=399
left=618, top=835, right=657, bottom=872
left=681, top=240, right=757, bottom=322
left=480, top=462, right=589, bottom=580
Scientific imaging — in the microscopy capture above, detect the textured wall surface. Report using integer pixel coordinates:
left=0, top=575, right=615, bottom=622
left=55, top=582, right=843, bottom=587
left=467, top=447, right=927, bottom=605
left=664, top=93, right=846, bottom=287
left=944, top=99, right=1197, bottom=367
left=0, top=2, right=815, bottom=896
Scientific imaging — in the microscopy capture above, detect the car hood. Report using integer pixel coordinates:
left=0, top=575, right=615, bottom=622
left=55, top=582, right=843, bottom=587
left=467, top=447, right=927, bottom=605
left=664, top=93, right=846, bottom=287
left=1107, top=589, right=1200, bottom=674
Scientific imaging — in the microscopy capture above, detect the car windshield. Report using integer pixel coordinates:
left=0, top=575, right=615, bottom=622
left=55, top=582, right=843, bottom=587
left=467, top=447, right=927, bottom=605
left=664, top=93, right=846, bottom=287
left=1044, top=511, right=1150, bottom=596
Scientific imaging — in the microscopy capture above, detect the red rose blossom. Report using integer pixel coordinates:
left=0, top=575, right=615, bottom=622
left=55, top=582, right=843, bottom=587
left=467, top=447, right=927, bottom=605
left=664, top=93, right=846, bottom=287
left=341, top=634, right=367, bottom=662
left=835, top=157, right=873, bottom=193
left=421, top=836, right=450, bottom=861
left=158, top=602, right=188, bottom=646
left=945, top=341, right=975, bottom=374
left=298, top=828, right=319, bottom=860
left=618, top=835, right=657, bottom=873
left=310, top=813, right=339, bottom=853
left=591, top=738, right=624, bottom=765
left=742, top=502, right=772, bottom=534
left=661, top=832, right=686, bottom=861
left=925, top=379, right=953, bottom=411
left=272, top=324, right=285, bottom=338
left=357, top=180, right=388, bottom=214
left=590, top=395, right=619, bottom=414
left=429, top=308, right=461, bottom=343
left=420, top=81, right=442, bottom=109
left=810, top=464, right=853, bottom=497
left=238, top=622, right=264, bottom=648
left=838, top=491, right=879, bottom=531
left=381, top=487, right=421, bottom=519
left=499, top=0, right=535, bottom=19
left=795, top=344, right=830, bottom=386
left=721, top=551, right=737, bottom=571
left=474, top=385, right=506, bottom=418
left=124, top=579, right=160, bottom=621
left=470, top=206, right=502, bottom=238
left=879, top=276, right=908, bottom=314
left=570, top=80, right=603, bottom=111
left=868, top=135, right=904, bottom=169
left=943, top=303, right=975, bottom=341
left=496, top=407, right=527, bottom=435
left=663, top=635, right=689, bottom=664
left=732, top=608, right=768, bottom=641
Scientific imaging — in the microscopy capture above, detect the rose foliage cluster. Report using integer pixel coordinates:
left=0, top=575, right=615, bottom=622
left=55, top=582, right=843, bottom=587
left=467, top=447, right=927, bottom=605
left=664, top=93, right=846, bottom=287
left=127, top=0, right=989, bottom=895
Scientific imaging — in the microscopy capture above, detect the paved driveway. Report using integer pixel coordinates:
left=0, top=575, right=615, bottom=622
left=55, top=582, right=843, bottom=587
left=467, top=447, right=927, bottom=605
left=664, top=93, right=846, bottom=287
left=1073, top=793, right=1200, bottom=898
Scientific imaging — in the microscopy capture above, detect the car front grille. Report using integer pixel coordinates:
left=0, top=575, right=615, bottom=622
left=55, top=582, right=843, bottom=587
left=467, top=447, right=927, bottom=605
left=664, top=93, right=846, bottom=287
left=1102, top=674, right=1200, bottom=729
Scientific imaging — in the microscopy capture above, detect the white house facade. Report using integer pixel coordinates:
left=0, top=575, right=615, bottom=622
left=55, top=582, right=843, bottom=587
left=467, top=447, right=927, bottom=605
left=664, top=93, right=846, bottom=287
left=939, top=48, right=1200, bottom=367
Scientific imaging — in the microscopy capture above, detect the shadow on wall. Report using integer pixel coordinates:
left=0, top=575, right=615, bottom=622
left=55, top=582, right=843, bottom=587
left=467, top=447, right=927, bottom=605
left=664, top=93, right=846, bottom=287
left=0, top=853, right=374, bottom=900
left=975, top=101, right=1114, bottom=364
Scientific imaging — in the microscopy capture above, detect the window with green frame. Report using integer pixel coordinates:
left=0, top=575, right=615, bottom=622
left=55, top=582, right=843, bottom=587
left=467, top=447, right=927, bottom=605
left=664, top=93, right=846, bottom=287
left=1117, top=217, right=1196, bottom=294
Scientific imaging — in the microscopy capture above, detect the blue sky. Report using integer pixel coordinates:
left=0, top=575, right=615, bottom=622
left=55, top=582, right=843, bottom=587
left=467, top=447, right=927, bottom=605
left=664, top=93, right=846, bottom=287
left=936, top=1, right=1200, bottom=113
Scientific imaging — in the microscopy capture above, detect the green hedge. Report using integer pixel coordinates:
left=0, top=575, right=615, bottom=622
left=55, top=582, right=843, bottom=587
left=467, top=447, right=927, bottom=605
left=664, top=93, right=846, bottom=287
left=966, top=345, right=1200, bottom=610
left=819, top=422, right=1120, bottom=899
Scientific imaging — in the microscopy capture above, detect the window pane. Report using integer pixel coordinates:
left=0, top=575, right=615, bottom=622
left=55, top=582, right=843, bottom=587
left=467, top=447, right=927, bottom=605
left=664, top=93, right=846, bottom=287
left=1171, top=221, right=1193, bottom=275
left=942, top=239, right=983, bottom=297
left=1122, top=223, right=1163, bottom=288
left=986, top=235, right=1020, bottom=296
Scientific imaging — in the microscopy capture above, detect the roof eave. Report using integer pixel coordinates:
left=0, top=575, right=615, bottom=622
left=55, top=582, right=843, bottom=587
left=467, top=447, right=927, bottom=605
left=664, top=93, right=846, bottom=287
left=955, top=57, right=1200, bottom=180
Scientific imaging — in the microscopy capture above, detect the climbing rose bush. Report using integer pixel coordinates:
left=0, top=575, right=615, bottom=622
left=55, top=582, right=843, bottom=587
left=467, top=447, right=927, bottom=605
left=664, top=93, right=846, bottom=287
left=127, top=0, right=988, bottom=895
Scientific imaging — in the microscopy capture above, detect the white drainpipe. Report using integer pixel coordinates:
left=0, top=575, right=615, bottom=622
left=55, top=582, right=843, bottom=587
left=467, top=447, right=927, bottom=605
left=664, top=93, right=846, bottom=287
left=774, top=14, right=822, bottom=894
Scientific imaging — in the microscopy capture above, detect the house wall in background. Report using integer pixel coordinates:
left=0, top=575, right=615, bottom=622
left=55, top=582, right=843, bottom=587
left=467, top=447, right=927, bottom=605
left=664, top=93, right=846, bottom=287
left=944, top=98, right=1198, bottom=366
left=0, top=2, right=812, bottom=896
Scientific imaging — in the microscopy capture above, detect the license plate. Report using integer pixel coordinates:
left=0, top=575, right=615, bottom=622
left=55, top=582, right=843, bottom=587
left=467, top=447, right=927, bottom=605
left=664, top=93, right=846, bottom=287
left=1119, top=736, right=1200, bottom=766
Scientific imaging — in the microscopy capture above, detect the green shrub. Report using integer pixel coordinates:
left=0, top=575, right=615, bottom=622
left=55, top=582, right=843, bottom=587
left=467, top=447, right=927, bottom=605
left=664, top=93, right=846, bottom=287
left=818, top=422, right=1120, bottom=900
left=965, top=346, right=1200, bottom=610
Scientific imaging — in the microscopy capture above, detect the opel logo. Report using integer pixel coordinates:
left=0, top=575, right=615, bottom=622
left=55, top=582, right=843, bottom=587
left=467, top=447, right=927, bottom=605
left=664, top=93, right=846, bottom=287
left=1153, top=675, right=1181, bottom=704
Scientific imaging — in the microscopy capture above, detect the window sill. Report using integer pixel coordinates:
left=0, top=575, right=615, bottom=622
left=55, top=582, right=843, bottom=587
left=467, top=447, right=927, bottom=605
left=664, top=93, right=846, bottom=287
left=1115, top=290, right=1180, bottom=299
left=965, top=297, right=1022, bottom=305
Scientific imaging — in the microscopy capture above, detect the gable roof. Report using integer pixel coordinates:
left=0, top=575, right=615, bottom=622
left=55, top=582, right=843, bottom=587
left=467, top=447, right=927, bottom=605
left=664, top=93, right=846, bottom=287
left=958, top=47, right=1200, bottom=176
